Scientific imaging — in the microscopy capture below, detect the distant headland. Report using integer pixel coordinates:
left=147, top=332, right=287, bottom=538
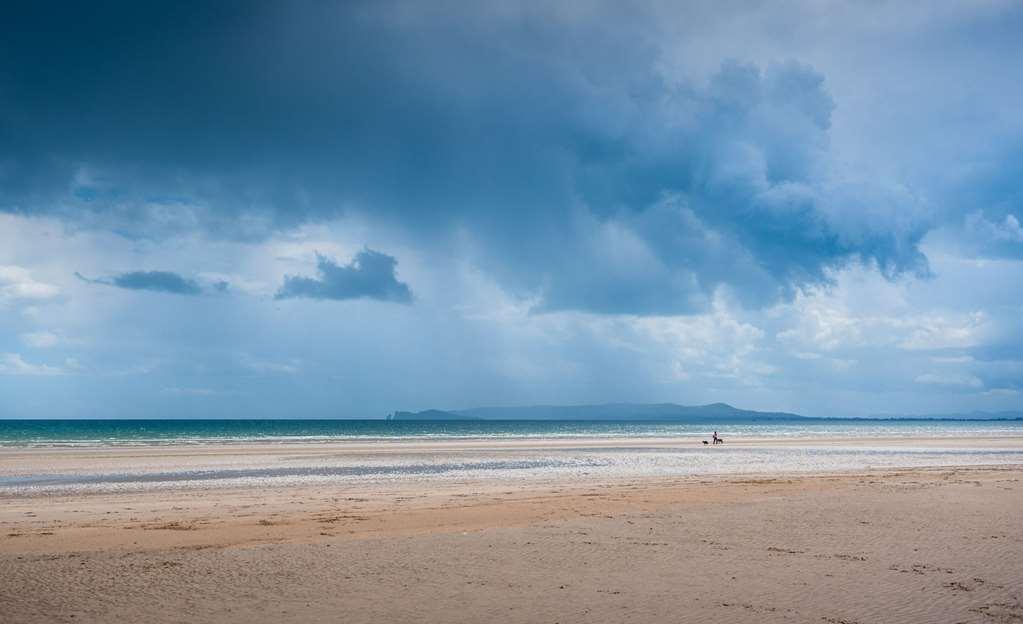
left=386, top=403, right=1023, bottom=422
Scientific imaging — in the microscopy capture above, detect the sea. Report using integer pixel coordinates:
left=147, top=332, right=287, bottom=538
left=2, top=419, right=1022, bottom=495
left=2, top=418, right=1023, bottom=447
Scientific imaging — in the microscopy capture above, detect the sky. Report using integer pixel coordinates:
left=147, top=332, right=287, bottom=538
left=1, top=0, right=1022, bottom=418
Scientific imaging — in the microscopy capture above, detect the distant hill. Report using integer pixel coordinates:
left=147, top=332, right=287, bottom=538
left=389, top=403, right=803, bottom=422
left=388, top=403, right=1023, bottom=422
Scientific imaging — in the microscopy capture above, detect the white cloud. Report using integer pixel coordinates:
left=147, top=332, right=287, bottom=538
left=0, top=265, right=60, bottom=305
left=633, top=297, right=772, bottom=386
left=966, top=211, right=1023, bottom=244
left=774, top=266, right=991, bottom=352
left=0, top=353, right=62, bottom=376
left=898, top=312, right=989, bottom=350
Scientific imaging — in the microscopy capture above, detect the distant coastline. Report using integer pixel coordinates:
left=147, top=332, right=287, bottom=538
left=386, top=402, right=1023, bottom=422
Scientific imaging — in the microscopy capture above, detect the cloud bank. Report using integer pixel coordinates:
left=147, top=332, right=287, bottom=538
left=0, top=2, right=934, bottom=314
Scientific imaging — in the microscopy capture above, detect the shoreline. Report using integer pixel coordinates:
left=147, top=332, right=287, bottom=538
left=3, top=435, right=1022, bottom=495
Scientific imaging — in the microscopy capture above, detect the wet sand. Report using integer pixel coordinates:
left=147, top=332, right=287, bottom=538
left=1, top=441, right=1022, bottom=623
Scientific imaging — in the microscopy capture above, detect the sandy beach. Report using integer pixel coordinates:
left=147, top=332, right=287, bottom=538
left=2, top=439, right=1022, bottom=623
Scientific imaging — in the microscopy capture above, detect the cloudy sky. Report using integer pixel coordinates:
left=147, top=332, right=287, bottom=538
left=2, top=1, right=1022, bottom=418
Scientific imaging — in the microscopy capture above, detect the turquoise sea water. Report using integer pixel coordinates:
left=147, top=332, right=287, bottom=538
left=1, top=418, right=1022, bottom=447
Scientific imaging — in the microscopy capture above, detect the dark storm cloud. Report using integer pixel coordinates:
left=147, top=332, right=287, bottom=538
left=1, top=1, right=937, bottom=313
left=75, top=271, right=203, bottom=295
left=275, top=249, right=413, bottom=303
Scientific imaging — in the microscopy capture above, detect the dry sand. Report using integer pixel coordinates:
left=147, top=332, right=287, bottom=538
left=1, top=442, right=1022, bottom=623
